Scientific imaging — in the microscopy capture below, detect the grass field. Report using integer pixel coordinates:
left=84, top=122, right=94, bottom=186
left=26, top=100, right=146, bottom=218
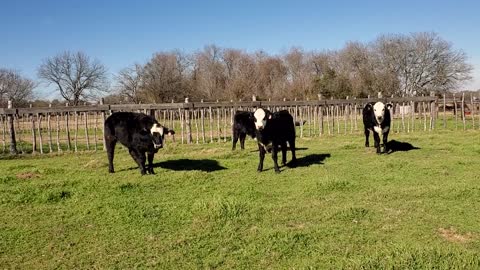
left=1, top=130, right=480, bottom=269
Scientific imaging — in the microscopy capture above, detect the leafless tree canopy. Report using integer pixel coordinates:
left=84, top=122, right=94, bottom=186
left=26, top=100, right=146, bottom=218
left=37, top=51, right=108, bottom=105
left=0, top=69, right=35, bottom=106
left=108, top=32, right=473, bottom=103
left=114, top=64, right=144, bottom=104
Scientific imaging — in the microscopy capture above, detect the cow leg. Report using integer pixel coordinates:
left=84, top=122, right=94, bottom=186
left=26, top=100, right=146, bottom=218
left=281, top=142, right=287, bottom=165
left=147, top=152, right=155, bottom=174
left=232, top=130, right=239, bottom=150
left=105, top=136, right=117, bottom=173
left=364, top=128, right=370, bottom=147
left=288, top=138, right=297, bottom=166
left=272, top=144, right=280, bottom=173
left=373, top=132, right=381, bottom=154
left=382, top=131, right=389, bottom=153
left=257, top=144, right=266, bottom=172
left=239, top=133, right=247, bottom=150
left=129, top=148, right=147, bottom=175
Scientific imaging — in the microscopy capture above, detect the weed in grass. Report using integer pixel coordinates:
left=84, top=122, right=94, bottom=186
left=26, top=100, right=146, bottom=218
left=45, top=190, right=72, bottom=203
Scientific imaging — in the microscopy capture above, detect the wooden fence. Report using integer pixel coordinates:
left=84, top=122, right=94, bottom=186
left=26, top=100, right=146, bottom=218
left=1, top=94, right=479, bottom=155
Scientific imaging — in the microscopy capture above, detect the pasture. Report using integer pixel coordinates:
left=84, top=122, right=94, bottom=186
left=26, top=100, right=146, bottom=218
left=1, top=130, right=480, bottom=269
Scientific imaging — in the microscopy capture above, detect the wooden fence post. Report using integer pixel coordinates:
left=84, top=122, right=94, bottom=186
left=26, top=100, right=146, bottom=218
left=443, top=94, right=446, bottom=129
left=47, top=104, right=53, bottom=153
left=100, top=98, right=107, bottom=151
left=7, top=100, right=18, bottom=154
left=65, top=103, right=71, bottom=151
left=185, top=97, right=192, bottom=144
left=461, top=93, right=466, bottom=130
left=37, top=113, right=44, bottom=154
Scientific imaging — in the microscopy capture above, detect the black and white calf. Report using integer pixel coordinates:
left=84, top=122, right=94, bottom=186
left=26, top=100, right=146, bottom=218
left=232, top=110, right=256, bottom=150
left=362, top=101, right=392, bottom=154
left=232, top=110, right=306, bottom=151
left=253, top=108, right=296, bottom=173
left=104, top=112, right=173, bottom=175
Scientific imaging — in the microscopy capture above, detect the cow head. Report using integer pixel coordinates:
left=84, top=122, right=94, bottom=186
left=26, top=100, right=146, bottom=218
left=253, top=108, right=272, bottom=130
left=373, top=102, right=392, bottom=124
left=150, top=123, right=169, bottom=149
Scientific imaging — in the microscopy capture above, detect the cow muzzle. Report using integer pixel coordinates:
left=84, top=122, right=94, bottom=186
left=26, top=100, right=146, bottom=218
left=153, top=143, right=163, bottom=149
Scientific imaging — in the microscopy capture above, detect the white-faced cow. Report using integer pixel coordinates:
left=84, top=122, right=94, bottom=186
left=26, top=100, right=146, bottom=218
left=362, top=101, right=392, bottom=154
left=232, top=110, right=256, bottom=150
left=232, top=110, right=306, bottom=151
left=104, top=112, right=173, bottom=175
left=253, top=108, right=296, bottom=173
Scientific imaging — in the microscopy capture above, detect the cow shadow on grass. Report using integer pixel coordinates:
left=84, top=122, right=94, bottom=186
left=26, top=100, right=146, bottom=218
left=153, top=159, right=226, bottom=172
left=287, top=153, right=331, bottom=168
left=386, top=140, right=420, bottom=154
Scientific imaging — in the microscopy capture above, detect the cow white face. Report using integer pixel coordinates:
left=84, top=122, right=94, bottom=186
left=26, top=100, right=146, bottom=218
left=254, top=108, right=268, bottom=130
left=150, top=123, right=164, bottom=149
left=373, top=102, right=386, bottom=124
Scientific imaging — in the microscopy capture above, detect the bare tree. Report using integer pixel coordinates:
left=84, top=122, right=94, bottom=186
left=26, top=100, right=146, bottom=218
left=375, top=32, right=472, bottom=96
left=0, top=68, right=35, bottom=106
left=193, top=45, right=226, bottom=100
left=222, top=49, right=258, bottom=100
left=283, top=47, right=314, bottom=99
left=141, top=51, right=192, bottom=102
left=37, top=51, right=108, bottom=105
left=115, top=64, right=144, bottom=103
left=255, top=53, right=288, bottom=99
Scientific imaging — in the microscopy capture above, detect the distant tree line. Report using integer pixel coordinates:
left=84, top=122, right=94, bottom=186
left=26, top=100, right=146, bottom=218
left=0, top=32, right=475, bottom=107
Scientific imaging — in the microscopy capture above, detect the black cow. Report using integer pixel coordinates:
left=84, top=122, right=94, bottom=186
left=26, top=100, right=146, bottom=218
left=363, top=101, right=392, bottom=154
left=253, top=108, right=296, bottom=173
left=232, top=110, right=306, bottom=150
left=232, top=111, right=256, bottom=150
left=104, top=112, right=173, bottom=175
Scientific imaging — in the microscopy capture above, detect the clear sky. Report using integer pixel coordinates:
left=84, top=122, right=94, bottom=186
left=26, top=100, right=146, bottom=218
left=2, top=0, right=480, bottom=99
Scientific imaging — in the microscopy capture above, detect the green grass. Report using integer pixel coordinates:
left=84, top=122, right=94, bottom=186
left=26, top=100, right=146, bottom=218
left=1, top=130, right=480, bottom=269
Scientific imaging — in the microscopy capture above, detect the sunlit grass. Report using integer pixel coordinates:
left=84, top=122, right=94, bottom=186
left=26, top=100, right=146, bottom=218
left=1, top=129, right=480, bottom=268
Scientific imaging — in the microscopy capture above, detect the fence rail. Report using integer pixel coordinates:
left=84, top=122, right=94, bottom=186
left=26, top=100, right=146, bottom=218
left=1, top=94, right=479, bottom=155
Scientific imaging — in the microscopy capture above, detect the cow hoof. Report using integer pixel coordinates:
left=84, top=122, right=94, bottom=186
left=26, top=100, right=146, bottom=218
left=275, top=170, right=281, bottom=174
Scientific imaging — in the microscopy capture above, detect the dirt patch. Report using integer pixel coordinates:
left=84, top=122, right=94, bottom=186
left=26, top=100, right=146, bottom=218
left=438, top=227, right=475, bottom=243
left=16, top=172, right=41, bottom=180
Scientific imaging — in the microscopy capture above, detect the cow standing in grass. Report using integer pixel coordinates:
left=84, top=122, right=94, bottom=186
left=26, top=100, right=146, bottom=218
left=104, top=112, right=173, bottom=175
left=232, top=111, right=256, bottom=150
left=253, top=108, right=296, bottom=173
left=363, top=101, right=392, bottom=154
left=232, top=110, right=305, bottom=151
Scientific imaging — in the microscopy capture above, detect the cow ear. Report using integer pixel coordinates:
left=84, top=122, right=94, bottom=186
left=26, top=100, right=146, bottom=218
left=365, top=103, right=372, bottom=111
left=386, top=103, right=393, bottom=110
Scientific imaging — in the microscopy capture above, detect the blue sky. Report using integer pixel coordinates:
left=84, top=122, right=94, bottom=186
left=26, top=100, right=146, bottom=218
left=2, top=0, right=480, bottom=98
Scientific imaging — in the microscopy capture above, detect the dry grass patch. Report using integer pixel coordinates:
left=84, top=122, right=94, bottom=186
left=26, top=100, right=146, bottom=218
left=438, top=227, right=475, bottom=243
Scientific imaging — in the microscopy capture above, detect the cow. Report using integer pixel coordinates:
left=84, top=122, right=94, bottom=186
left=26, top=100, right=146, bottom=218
left=362, top=101, right=392, bottom=154
left=232, top=111, right=256, bottom=150
left=253, top=108, right=296, bottom=173
left=104, top=112, right=173, bottom=175
left=232, top=110, right=306, bottom=151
